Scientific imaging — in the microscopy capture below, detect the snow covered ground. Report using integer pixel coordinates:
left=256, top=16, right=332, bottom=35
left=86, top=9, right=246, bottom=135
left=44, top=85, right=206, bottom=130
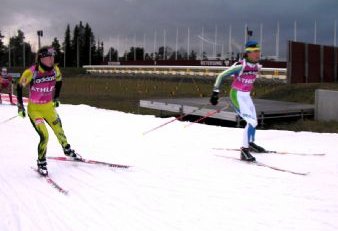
left=1, top=98, right=338, bottom=231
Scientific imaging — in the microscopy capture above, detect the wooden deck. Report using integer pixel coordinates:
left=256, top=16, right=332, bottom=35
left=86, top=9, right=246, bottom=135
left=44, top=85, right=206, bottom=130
left=139, top=97, right=314, bottom=126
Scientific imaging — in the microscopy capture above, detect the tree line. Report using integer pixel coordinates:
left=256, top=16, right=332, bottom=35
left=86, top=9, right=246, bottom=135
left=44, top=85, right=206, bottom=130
left=0, top=21, right=199, bottom=68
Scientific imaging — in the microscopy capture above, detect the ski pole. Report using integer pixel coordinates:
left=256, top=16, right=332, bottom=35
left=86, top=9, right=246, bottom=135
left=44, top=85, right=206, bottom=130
left=142, top=103, right=210, bottom=135
left=184, top=103, right=229, bottom=128
left=0, top=115, right=18, bottom=125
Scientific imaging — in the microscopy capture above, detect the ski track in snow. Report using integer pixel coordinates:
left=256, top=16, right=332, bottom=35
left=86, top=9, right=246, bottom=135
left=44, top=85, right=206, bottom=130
left=1, top=100, right=338, bottom=231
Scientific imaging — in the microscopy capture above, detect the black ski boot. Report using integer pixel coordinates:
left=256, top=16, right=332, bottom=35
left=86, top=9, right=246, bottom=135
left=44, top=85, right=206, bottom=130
left=63, top=144, right=81, bottom=159
left=37, top=159, right=48, bottom=176
left=249, top=142, right=267, bottom=153
left=240, top=147, right=256, bottom=162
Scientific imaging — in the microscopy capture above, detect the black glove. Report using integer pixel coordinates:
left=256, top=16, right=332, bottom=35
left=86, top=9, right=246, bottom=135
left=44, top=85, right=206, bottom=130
left=53, top=98, right=60, bottom=107
left=210, top=91, right=219, bottom=105
left=18, top=104, right=26, bottom=118
left=53, top=81, right=62, bottom=107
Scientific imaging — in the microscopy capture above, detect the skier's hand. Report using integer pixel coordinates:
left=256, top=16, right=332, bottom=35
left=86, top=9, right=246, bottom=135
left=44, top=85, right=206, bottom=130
left=53, top=98, right=60, bottom=107
left=210, top=91, right=219, bottom=105
left=18, top=104, right=26, bottom=118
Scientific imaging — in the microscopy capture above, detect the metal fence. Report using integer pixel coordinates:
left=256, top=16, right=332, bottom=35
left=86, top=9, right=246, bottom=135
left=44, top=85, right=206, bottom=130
left=83, top=65, right=287, bottom=81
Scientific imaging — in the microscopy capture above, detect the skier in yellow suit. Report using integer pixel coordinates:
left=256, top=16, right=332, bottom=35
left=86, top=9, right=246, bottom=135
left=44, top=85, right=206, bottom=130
left=17, top=46, right=80, bottom=176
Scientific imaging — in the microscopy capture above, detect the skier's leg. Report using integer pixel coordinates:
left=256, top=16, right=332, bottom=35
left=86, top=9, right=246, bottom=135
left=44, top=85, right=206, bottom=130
left=27, top=104, right=49, bottom=175
left=43, top=104, right=68, bottom=148
left=28, top=114, right=49, bottom=161
left=243, top=123, right=256, bottom=148
left=241, top=96, right=266, bottom=152
left=44, top=104, right=79, bottom=158
left=8, top=85, right=14, bottom=104
left=246, top=96, right=257, bottom=144
left=230, top=90, right=258, bottom=161
left=230, top=90, right=257, bottom=148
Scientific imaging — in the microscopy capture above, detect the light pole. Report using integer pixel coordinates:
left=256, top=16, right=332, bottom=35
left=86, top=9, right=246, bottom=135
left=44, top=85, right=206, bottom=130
left=246, top=26, right=253, bottom=41
left=37, top=30, right=43, bottom=50
left=117, top=34, right=119, bottom=62
left=63, top=44, right=66, bottom=68
left=8, top=43, right=16, bottom=68
left=176, top=27, right=179, bottom=60
left=294, top=21, right=297, bottom=42
left=133, top=34, right=136, bottom=61
left=163, top=29, right=166, bottom=60
left=260, top=23, right=263, bottom=55
left=89, top=36, right=92, bottom=65
left=153, top=31, right=157, bottom=61
left=244, top=23, right=248, bottom=46
left=143, top=33, right=146, bottom=61
left=334, top=20, right=336, bottom=47
left=77, top=36, right=79, bottom=68
left=187, top=27, right=190, bottom=60
left=276, top=22, right=280, bottom=60
left=314, top=20, right=317, bottom=44
left=22, top=36, right=25, bottom=67
left=200, top=27, right=204, bottom=60
left=214, top=25, right=218, bottom=58
left=8, top=41, right=11, bottom=68
left=228, top=25, right=232, bottom=60
left=0, top=33, right=4, bottom=63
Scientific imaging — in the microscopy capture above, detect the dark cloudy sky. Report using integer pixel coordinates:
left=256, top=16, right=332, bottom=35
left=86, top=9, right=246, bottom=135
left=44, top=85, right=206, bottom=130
left=0, top=0, right=337, bottom=59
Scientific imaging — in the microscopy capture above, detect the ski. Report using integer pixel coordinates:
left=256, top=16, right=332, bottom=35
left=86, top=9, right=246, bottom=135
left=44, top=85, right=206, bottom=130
left=31, top=167, right=68, bottom=195
left=47, top=156, right=130, bottom=169
left=215, top=155, right=309, bottom=176
left=213, top=147, right=325, bottom=156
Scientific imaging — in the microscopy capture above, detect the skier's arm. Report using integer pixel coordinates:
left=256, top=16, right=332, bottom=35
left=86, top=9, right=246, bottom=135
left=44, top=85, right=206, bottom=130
left=209, top=63, right=243, bottom=105
left=16, top=69, right=33, bottom=105
left=16, top=69, right=33, bottom=117
left=54, top=65, right=62, bottom=82
left=213, top=63, right=243, bottom=92
left=53, top=65, right=62, bottom=107
left=16, top=84, right=24, bottom=106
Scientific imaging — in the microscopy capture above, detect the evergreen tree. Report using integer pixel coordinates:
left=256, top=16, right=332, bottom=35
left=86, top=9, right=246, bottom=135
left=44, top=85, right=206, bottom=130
left=8, top=30, right=32, bottom=67
left=202, top=51, right=208, bottom=60
left=126, top=47, right=144, bottom=61
left=92, top=40, right=104, bottom=64
left=52, top=37, right=63, bottom=65
left=23, top=40, right=33, bottom=67
left=62, top=22, right=99, bottom=66
left=78, top=21, right=85, bottom=66
left=63, top=24, right=72, bottom=67
left=189, top=50, right=197, bottom=60
left=144, top=53, right=152, bottom=60
left=158, top=46, right=173, bottom=60
left=171, top=48, right=186, bottom=60
left=99, top=41, right=104, bottom=64
left=71, top=25, right=80, bottom=67
left=104, top=47, right=118, bottom=62
left=83, top=23, right=94, bottom=65
left=0, top=31, right=6, bottom=66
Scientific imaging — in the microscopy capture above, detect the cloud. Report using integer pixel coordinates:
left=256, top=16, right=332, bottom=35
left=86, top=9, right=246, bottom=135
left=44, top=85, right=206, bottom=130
left=0, top=0, right=337, bottom=58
